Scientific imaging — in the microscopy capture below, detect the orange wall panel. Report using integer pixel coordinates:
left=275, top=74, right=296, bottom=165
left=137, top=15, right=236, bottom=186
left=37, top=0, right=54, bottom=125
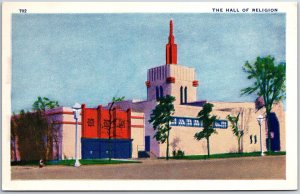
left=115, top=109, right=130, bottom=139
left=82, top=105, right=131, bottom=139
left=82, top=109, right=98, bottom=138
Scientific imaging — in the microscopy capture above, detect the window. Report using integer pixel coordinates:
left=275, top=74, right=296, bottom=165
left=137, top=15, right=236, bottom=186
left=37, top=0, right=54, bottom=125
left=180, top=86, right=183, bottom=104
left=250, top=135, right=253, bottom=144
left=170, top=118, right=177, bottom=125
left=156, top=86, right=159, bottom=100
left=193, top=120, right=200, bottom=126
left=178, top=119, right=185, bottom=126
left=184, top=87, right=187, bottom=104
left=186, top=119, right=192, bottom=126
left=254, top=135, right=257, bottom=144
left=160, top=86, right=164, bottom=98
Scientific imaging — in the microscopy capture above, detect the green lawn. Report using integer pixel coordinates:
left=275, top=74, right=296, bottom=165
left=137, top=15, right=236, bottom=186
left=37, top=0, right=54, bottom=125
left=12, top=159, right=141, bottom=166
left=163, top=151, right=286, bottom=160
left=11, top=151, right=286, bottom=166
left=46, top=159, right=141, bottom=166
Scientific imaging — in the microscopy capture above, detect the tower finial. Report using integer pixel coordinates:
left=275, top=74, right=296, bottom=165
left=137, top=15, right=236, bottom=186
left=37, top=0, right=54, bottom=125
left=170, top=19, right=173, bottom=36
left=166, top=19, right=177, bottom=65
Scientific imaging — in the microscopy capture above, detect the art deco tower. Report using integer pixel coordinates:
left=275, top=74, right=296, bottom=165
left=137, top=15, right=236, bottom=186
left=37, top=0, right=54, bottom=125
left=146, top=19, right=199, bottom=105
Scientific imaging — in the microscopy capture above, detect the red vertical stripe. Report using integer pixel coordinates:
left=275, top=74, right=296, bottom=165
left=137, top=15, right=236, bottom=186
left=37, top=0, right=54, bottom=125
left=97, top=105, right=102, bottom=138
left=127, top=108, right=131, bottom=139
left=113, top=108, right=117, bottom=138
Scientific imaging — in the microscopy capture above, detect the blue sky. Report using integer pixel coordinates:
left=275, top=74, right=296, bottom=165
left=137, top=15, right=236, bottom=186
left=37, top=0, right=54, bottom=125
left=12, top=14, right=285, bottom=112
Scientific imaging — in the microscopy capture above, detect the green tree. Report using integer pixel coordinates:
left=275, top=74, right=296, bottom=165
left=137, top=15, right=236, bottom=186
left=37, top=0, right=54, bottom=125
left=11, top=97, right=60, bottom=162
left=194, top=103, right=217, bottom=157
left=107, top=96, right=125, bottom=161
left=11, top=110, right=48, bottom=161
left=241, top=56, right=286, bottom=152
left=149, top=95, right=175, bottom=160
left=227, top=113, right=244, bottom=153
left=32, top=96, right=60, bottom=159
left=32, top=96, right=59, bottom=111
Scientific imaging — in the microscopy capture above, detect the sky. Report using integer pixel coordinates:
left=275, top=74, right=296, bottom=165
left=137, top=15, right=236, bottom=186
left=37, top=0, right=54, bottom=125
left=12, top=13, right=286, bottom=112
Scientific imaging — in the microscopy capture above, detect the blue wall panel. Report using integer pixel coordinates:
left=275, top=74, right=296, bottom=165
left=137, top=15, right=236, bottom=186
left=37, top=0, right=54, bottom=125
left=82, top=138, right=133, bottom=159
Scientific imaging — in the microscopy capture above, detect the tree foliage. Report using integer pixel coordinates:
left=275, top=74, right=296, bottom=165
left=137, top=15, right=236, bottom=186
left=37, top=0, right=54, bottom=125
left=11, top=97, right=60, bottom=162
left=227, top=113, right=244, bottom=153
left=194, top=103, right=217, bottom=157
left=11, top=110, right=60, bottom=161
left=149, top=95, right=175, bottom=160
left=241, top=56, right=286, bottom=152
left=32, top=96, right=59, bottom=111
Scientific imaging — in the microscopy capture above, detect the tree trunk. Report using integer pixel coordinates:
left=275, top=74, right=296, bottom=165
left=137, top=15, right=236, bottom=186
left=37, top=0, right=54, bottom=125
left=207, top=137, right=210, bottom=157
left=46, top=128, right=52, bottom=160
left=166, top=128, right=170, bottom=160
left=108, top=109, right=112, bottom=161
left=238, top=138, right=241, bottom=153
left=241, top=135, right=244, bottom=153
left=13, top=137, right=17, bottom=161
left=108, top=102, right=115, bottom=161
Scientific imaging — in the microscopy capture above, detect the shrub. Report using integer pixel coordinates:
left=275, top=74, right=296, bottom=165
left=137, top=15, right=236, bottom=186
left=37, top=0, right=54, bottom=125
left=173, top=149, right=185, bottom=158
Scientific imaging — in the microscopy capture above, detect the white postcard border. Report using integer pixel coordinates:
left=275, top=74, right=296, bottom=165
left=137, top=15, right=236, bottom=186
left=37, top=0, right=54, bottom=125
left=2, top=2, right=298, bottom=191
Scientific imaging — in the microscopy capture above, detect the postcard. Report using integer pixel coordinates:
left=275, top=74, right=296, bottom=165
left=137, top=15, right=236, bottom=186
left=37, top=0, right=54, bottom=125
left=2, top=2, right=297, bottom=191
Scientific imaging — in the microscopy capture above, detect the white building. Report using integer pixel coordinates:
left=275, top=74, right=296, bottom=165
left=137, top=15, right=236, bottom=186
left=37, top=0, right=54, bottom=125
left=109, top=19, right=285, bottom=157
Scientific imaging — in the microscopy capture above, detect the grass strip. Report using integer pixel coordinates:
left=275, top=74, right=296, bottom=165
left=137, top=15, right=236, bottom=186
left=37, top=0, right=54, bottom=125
left=12, top=159, right=141, bottom=166
left=161, top=151, right=286, bottom=160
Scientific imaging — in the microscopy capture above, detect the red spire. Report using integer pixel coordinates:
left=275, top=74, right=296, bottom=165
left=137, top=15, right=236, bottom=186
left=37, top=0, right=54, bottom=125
left=166, top=19, right=177, bottom=64
left=170, top=19, right=173, bottom=37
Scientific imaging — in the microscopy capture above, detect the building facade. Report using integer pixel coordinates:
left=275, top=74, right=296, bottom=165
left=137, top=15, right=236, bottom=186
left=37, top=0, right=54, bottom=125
left=11, top=106, right=145, bottom=161
left=110, top=19, right=286, bottom=157
left=11, top=19, right=285, bottom=161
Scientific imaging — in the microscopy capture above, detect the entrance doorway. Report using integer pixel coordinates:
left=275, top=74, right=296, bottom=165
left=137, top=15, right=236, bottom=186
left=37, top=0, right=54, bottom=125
left=266, top=112, right=281, bottom=151
left=145, top=136, right=150, bottom=152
